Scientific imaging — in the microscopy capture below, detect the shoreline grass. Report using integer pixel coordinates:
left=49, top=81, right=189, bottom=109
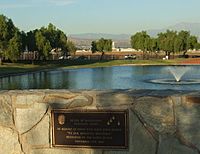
left=0, top=58, right=194, bottom=77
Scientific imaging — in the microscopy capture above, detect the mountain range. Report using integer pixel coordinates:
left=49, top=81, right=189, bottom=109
left=69, top=33, right=130, bottom=40
left=147, top=22, right=200, bottom=37
left=69, top=22, right=200, bottom=48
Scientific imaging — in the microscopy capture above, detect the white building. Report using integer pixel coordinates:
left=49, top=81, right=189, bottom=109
left=117, top=48, right=137, bottom=52
left=112, top=41, right=115, bottom=50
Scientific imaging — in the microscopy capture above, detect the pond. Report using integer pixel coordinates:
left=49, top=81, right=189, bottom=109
left=1, top=65, right=200, bottom=90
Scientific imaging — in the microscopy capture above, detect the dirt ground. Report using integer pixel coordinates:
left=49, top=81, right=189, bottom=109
left=180, top=58, right=200, bottom=64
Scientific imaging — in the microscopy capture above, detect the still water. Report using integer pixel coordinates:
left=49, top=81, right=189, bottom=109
left=1, top=66, right=200, bottom=90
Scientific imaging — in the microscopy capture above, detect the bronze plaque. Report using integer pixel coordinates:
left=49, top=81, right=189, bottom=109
left=51, top=109, right=129, bottom=149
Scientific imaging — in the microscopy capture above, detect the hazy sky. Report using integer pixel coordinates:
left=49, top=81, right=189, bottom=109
left=0, top=0, right=200, bottom=34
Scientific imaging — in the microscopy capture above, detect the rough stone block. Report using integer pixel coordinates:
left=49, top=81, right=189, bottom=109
left=132, top=96, right=175, bottom=134
left=0, top=90, right=200, bottom=154
left=0, top=126, right=22, bottom=154
left=43, top=93, right=77, bottom=109
left=44, top=92, right=77, bottom=103
left=104, top=110, right=157, bottom=154
left=68, top=95, right=93, bottom=108
left=31, top=148, right=100, bottom=154
left=0, top=94, right=13, bottom=127
left=96, top=92, right=133, bottom=107
left=174, top=96, right=200, bottom=150
left=129, top=110, right=157, bottom=154
left=12, top=91, right=45, bottom=106
left=15, top=102, right=48, bottom=134
left=22, top=115, right=50, bottom=147
left=157, top=135, right=198, bottom=154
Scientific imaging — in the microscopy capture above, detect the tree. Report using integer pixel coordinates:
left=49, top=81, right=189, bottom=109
left=91, top=38, right=112, bottom=52
left=0, top=15, right=17, bottom=42
left=177, top=30, right=190, bottom=55
left=33, top=23, right=72, bottom=60
left=0, top=14, right=19, bottom=62
left=38, top=23, right=68, bottom=50
left=91, top=41, right=97, bottom=53
left=35, top=31, right=51, bottom=60
left=66, top=40, right=76, bottom=56
left=131, top=31, right=150, bottom=51
left=174, top=36, right=182, bottom=53
left=174, top=31, right=197, bottom=56
left=157, top=30, right=177, bottom=58
left=149, top=38, right=158, bottom=52
left=58, top=31, right=68, bottom=49
left=43, top=23, right=58, bottom=48
left=187, top=36, right=197, bottom=51
left=195, top=42, right=200, bottom=50
left=26, top=30, right=37, bottom=51
left=20, top=31, right=27, bottom=51
left=96, top=38, right=105, bottom=52
left=5, top=32, right=22, bottom=62
left=91, top=38, right=112, bottom=60
left=131, top=29, right=200, bottom=59
left=43, top=41, right=51, bottom=58
left=0, top=15, right=76, bottom=62
left=131, top=31, right=150, bottom=59
left=104, top=39, right=112, bottom=51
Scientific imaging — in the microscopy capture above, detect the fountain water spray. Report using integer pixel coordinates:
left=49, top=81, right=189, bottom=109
left=149, top=66, right=200, bottom=85
left=168, top=66, right=190, bottom=82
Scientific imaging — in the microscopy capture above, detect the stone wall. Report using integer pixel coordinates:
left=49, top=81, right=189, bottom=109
left=0, top=90, right=200, bottom=154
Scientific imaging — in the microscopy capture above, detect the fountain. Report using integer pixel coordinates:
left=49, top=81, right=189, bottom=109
left=149, top=66, right=200, bottom=85
left=168, top=66, right=190, bottom=82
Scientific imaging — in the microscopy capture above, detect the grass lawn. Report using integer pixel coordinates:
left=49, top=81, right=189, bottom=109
left=60, top=58, right=185, bottom=69
left=0, top=63, right=57, bottom=77
left=0, top=58, right=188, bottom=77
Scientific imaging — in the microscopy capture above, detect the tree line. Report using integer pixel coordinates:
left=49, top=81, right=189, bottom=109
left=0, top=14, right=75, bottom=63
left=130, top=30, right=200, bottom=58
left=1, top=14, right=200, bottom=63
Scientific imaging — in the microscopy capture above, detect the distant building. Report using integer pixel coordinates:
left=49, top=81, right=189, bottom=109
left=49, top=48, right=62, bottom=60
left=19, top=51, right=39, bottom=60
left=112, top=41, right=115, bottom=50
left=76, top=49, right=91, bottom=53
left=116, top=48, right=136, bottom=52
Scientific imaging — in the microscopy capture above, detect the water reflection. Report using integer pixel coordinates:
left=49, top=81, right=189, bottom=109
left=92, top=67, right=113, bottom=89
left=1, top=66, right=200, bottom=90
